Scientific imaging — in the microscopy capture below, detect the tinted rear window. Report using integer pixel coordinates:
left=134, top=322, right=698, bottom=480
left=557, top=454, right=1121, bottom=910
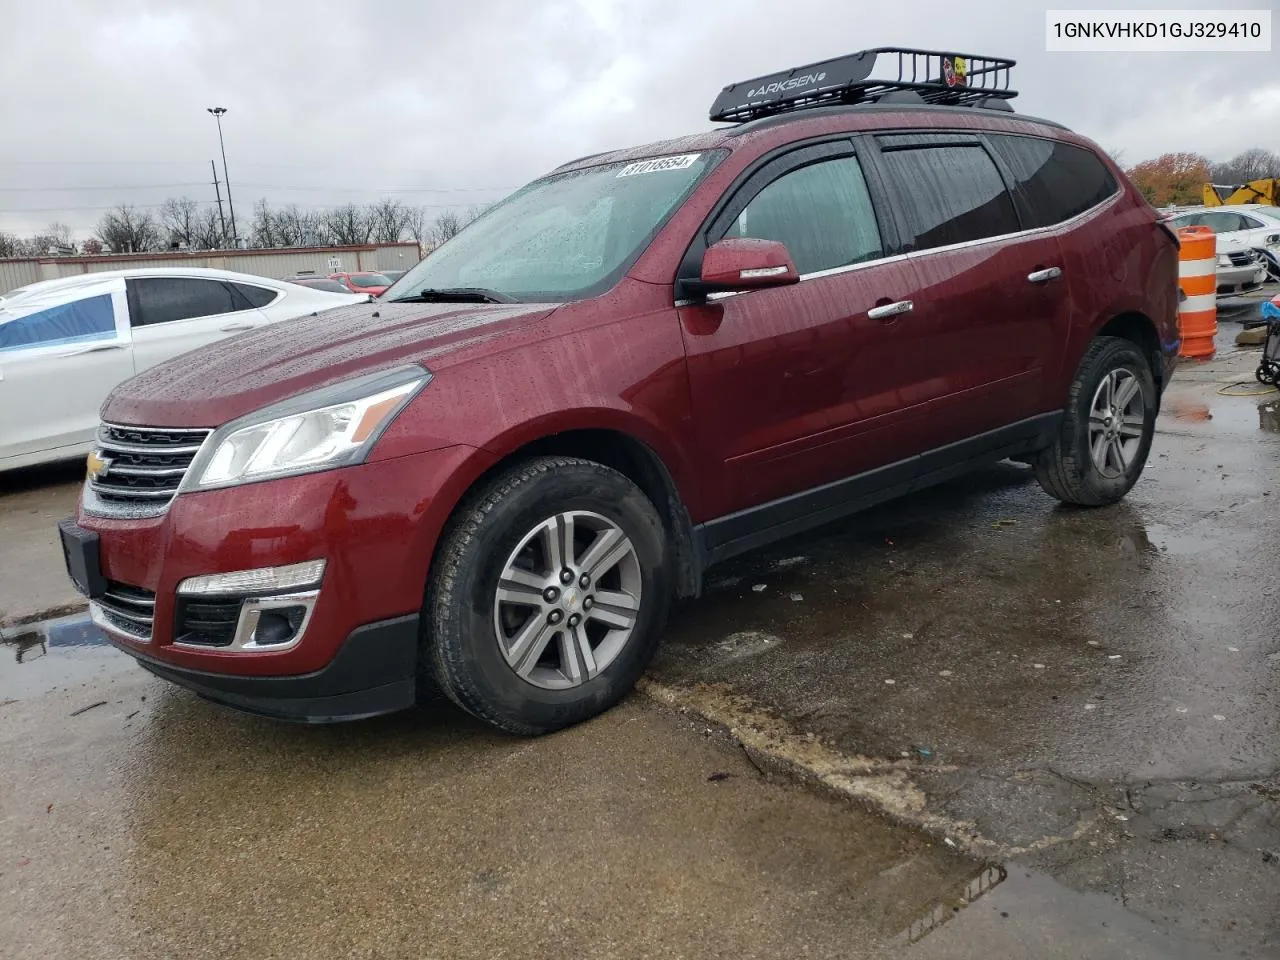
left=128, top=278, right=239, bottom=326
left=987, top=136, right=1118, bottom=228
left=878, top=145, right=1020, bottom=251
left=228, top=282, right=279, bottom=308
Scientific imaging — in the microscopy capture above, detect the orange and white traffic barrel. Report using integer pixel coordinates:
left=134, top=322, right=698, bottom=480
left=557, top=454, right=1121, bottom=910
left=1177, top=225, right=1217, bottom=360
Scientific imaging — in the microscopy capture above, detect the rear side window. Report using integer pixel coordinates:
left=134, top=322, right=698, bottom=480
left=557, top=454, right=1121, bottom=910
left=987, top=136, right=1118, bottom=228
left=228, top=282, right=278, bottom=308
left=724, top=156, right=883, bottom=274
left=0, top=293, right=117, bottom=352
left=128, top=278, right=242, bottom=326
left=878, top=146, right=1019, bottom=252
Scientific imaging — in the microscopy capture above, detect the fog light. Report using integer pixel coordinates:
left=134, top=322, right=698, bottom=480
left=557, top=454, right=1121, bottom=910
left=250, top=608, right=307, bottom=647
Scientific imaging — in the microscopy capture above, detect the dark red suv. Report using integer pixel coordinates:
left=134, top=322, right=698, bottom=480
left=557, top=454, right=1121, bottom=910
left=59, top=50, right=1179, bottom=734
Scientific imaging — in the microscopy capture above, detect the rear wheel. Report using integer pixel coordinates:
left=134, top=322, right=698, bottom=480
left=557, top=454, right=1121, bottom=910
left=424, top=456, right=671, bottom=735
left=1034, top=337, right=1157, bottom=506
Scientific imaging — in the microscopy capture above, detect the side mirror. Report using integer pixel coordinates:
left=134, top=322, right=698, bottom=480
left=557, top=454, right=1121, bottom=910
left=683, top=238, right=800, bottom=299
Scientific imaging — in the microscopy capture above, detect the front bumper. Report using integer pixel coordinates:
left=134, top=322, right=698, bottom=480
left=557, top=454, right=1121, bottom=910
left=68, top=443, right=492, bottom=718
left=1216, top=262, right=1267, bottom=296
left=115, top=614, right=419, bottom=722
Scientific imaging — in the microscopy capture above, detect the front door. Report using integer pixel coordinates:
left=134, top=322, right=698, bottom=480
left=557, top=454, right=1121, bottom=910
left=678, top=143, right=927, bottom=520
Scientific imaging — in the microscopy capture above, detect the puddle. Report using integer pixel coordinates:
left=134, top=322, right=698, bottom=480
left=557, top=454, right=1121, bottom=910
left=1161, top=394, right=1280, bottom=436
left=0, top=613, right=129, bottom=701
left=893, top=863, right=1007, bottom=945
left=896, top=866, right=1245, bottom=959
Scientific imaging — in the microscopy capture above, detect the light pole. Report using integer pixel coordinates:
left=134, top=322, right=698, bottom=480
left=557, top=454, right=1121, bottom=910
left=207, top=107, right=237, bottom=246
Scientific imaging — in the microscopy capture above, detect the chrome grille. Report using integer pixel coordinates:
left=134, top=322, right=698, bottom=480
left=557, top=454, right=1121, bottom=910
left=1227, top=250, right=1260, bottom=267
left=88, top=423, right=211, bottom=512
left=95, top=581, right=156, bottom=640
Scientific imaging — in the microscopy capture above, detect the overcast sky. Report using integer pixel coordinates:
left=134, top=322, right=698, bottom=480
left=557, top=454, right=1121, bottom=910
left=1, top=0, right=1276, bottom=240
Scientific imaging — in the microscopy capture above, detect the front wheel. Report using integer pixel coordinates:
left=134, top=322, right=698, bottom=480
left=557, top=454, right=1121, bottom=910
left=424, top=456, right=672, bottom=735
left=1033, top=337, right=1157, bottom=507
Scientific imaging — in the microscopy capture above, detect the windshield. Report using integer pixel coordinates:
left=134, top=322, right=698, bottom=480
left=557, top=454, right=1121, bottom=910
left=349, top=273, right=390, bottom=288
left=385, top=151, right=719, bottom=303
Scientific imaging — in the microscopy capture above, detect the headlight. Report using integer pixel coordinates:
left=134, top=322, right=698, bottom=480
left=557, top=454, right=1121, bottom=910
left=183, top=365, right=430, bottom=491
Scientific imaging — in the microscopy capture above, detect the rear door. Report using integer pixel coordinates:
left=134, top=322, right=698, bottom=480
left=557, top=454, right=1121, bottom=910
left=0, top=284, right=132, bottom=465
left=872, top=134, right=1067, bottom=455
left=679, top=140, right=927, bottom=519
left=126, top=276, right=270, bottom=374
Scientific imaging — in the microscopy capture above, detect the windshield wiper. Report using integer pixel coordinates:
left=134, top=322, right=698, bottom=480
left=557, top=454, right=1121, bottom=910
left=390, top=287, right=516, bottom=304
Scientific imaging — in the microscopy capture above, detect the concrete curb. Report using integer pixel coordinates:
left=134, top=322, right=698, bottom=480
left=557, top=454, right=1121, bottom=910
left=637, top=677, right=1098, bottom=861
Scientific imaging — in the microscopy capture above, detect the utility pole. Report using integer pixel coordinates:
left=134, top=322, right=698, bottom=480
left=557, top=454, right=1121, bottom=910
left=210, top=160, right=228, bottom=245
left=207, top=107, right=237, bottom=246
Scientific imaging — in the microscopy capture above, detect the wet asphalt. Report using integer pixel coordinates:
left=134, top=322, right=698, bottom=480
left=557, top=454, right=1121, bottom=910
left=2, top=302, right=1278, bottom=958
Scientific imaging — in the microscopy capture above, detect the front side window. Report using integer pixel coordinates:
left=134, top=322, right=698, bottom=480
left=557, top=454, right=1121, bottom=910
left=880, top=145, right=1020, bottom=251
left=0, top=293, right=117, bottom=352
left=128, top=278, right=243, bottom=326
left=987, top=136, right=1118, bottom=228
left=724, top=156, right=884, bottom=275
left=384, top=152, right=719, bottom=303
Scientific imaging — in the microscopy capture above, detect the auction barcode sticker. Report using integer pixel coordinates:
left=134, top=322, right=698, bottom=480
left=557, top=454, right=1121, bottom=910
left=1046, top=9, right=1270, bottom=51
left=616, top=154, right=701, bottom=178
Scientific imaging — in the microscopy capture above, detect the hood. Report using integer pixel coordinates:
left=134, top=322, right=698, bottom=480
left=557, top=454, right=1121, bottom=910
left=104, top=299, right=557, bottom=427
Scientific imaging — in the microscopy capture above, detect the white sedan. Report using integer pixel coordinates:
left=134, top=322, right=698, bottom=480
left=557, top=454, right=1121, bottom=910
left=0, top=267, right=364, bottom=471
left=1168, top=205, right=1280, bottom=285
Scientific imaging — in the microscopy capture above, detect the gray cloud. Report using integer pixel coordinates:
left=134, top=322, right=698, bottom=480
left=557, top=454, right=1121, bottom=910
left=1, top=0, right=1275, bottom=240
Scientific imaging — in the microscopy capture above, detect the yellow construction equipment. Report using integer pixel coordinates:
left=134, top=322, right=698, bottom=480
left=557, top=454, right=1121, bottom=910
left=1203, top=178, right=1279, bottom=207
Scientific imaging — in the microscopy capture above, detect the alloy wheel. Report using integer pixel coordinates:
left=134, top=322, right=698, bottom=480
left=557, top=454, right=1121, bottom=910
left=493, top=510, right=642, bottom=690
left=1088, top=368, right=1146, bottom=480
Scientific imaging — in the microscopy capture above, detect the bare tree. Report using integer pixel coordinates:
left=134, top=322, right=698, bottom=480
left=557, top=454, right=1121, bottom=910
left=160, top=197, right=203, bottom=249
left=192, top=207, right=226, bottom=250
left=369, top=198, right=412, bottom=244
left=407, top=205, right=431, bottom=246
left=20, top=222, right=76, bottom=256
left=95, top=204, right=162, bottom=253
left=80, top=237, right=104, bottom=256
left=251, top=198, right=279, bottom=248
left=1209, top=148, right=1280, bottom=184
left=324, top=203, right=374, bottom=245
left=271, top=203, right=302, bottom=246
left=0, top=232, right=20, bottom=257
left=430, top=210, right=464, bottom=246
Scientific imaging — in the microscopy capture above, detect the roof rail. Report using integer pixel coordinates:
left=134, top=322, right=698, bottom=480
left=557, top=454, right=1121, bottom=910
left=710, top=47, right=1017, bottom=123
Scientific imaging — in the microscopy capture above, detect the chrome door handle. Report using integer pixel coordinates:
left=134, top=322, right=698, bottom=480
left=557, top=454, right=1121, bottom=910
left=867, top=300, right=914, bottom=321
left=58, top=343, right=125, bottom=358
left=220, top=322, right=256, bottom=332
left=1027, top=267, right=1063, bottom=283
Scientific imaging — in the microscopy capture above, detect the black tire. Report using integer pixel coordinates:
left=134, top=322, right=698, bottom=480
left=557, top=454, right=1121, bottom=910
left=1033, top=337, right=1157, bottom=507
left=424, top=456, right=672, bottom=736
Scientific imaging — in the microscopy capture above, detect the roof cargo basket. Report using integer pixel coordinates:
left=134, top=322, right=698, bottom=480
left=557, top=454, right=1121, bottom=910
left=710, top=47, right=1016, bottom=123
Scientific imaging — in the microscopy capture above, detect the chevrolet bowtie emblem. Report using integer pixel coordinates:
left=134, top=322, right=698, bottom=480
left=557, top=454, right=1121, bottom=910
left=86, top=449, right=112, bottom=481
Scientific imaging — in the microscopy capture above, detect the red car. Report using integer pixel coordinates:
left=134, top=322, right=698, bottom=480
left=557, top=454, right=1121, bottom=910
left=330, top=271, right=392, bottom=296
left=60, top=49, right=1178, bottom=734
